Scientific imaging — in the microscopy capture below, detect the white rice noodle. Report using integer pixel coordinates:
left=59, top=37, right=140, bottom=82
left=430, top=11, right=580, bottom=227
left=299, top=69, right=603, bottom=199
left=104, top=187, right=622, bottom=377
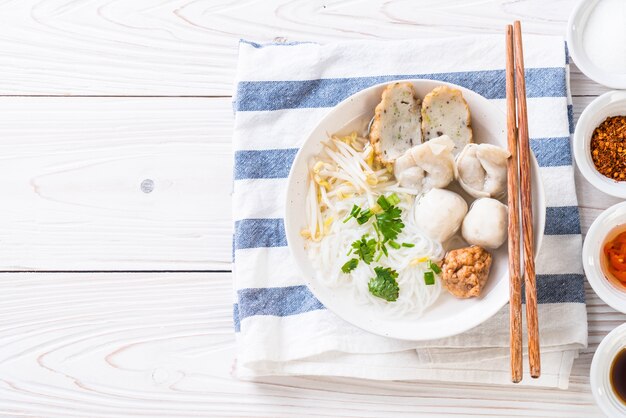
left=304, top=133, right=444, bottom=318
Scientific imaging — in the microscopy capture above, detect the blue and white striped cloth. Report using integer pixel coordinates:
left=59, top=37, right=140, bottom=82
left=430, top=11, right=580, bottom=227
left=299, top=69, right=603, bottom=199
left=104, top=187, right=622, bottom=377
left=232, top=36, right=587, bottom=389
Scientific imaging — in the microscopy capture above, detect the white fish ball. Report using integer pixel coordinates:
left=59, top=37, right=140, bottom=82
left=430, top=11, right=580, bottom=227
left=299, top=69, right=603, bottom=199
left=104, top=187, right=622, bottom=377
left=462, top=198, right=508, bottom=249
left=414, top=188, right=468, bottom=243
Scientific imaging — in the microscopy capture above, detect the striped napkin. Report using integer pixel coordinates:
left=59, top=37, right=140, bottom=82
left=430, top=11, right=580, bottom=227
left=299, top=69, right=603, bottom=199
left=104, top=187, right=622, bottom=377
left=232, top=36, right=588, bottom=389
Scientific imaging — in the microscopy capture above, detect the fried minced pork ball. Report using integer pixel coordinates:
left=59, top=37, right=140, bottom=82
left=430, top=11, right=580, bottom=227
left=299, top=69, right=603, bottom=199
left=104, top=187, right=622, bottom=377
left=441, top=245, right=492, bottom=298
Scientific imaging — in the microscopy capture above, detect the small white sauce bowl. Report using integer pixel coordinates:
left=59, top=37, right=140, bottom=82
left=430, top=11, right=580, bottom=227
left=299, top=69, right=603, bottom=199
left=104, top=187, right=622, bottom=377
left=590, top=323, right=626, bottom=417
left=573, top=90, right=626, bottom=198
left=583, top=201, right=626, bottom=314
left=567, top=0, right=626, bottom=89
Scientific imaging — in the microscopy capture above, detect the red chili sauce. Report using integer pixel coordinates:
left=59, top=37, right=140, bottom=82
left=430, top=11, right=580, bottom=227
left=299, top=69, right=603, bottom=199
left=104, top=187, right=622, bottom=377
left=603, top=230, right=626, bottom=290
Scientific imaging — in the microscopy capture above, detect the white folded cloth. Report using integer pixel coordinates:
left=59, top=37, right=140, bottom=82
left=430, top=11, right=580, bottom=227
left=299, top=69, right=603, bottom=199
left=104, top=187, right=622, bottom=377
left=232, top=35, right=587, bottom=389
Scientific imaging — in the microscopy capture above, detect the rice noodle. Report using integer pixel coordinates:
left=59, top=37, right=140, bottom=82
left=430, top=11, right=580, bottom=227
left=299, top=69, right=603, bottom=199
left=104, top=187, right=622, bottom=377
left=303, top=132, right=444, bottom=317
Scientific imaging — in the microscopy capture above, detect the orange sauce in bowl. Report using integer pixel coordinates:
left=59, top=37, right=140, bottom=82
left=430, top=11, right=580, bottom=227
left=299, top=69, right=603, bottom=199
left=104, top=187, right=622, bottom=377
left=602, top=227, right=626, bottom=291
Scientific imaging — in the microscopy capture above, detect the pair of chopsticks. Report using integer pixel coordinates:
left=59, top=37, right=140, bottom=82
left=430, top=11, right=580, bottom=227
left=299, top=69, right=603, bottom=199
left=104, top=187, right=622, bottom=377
left=505, top=21, right=541, bottom=383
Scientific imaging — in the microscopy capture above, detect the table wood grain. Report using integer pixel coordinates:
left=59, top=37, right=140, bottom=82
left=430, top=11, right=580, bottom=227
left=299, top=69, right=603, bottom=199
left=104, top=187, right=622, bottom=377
left=0, top=0, right=623, bottom=416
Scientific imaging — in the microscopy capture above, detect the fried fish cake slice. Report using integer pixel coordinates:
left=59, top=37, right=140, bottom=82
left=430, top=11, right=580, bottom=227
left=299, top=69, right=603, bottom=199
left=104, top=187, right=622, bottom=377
left=369, top=82, right=422, bottom=164
left=421, top=86, right=473, bottom=156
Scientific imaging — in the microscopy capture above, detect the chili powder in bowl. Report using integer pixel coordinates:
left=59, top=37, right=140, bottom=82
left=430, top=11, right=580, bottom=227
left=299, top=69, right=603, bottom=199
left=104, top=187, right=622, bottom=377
left=590, top=116, right=626, bottom=181
left=574, top=90, right=626, bottom=198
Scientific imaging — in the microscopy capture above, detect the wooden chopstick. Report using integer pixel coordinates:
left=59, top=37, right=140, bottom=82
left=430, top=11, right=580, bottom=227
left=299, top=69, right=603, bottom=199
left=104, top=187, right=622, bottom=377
left=505, top=24, right=523, bottom=384
left=513, top=20, right=541, bottom=379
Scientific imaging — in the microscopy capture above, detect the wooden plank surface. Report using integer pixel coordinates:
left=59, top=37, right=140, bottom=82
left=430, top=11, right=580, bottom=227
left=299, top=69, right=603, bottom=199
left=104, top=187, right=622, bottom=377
left=0, top=97, right=233, bottom=270
left=0, top=0, right=610, bottom=96
left=0, top=0, right=623, bottom=416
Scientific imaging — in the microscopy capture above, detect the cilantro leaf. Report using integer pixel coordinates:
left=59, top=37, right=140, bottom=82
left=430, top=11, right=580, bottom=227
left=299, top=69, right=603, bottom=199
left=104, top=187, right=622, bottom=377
left=351, top=235, right=377, bottom=264
left=344, top=196, right=406, bottom=266
left=376, top=205, right=405, bottom=242
left=368, top=267, right=400, bottom=302
left=341, top=258, right=359, bottom=273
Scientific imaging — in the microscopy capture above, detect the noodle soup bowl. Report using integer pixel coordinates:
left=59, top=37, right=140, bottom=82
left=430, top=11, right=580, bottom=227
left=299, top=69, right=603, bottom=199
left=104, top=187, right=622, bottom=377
left=285, top=79, right=546, bottom=341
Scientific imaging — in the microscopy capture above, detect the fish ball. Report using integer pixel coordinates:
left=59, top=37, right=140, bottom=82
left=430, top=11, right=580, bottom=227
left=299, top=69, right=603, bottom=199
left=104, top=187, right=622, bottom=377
left=462, top=198, right=508, bottom=249
left=414, top=188, right=468, bottom=243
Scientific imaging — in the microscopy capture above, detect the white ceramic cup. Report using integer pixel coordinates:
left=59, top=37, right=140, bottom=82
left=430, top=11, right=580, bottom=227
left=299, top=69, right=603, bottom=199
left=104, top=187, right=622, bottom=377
left=567, top=0, right=626, bottom=89
left=590, top=323, right=626, bottom=417
left=573, top=91, right=626, bottom=198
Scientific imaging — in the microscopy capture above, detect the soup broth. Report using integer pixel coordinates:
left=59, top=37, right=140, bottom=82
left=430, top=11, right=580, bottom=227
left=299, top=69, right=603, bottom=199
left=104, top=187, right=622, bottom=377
left=611, top=348, right=626, bottom=405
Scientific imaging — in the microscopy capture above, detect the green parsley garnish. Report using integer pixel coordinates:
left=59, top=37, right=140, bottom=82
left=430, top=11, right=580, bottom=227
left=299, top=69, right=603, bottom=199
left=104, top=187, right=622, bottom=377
left=351, top=235, right=377, bottom=264
left=338, top=195, right=409, bottom=275
left=341, top=258, right=359, bottom=273
left=368, top=267, right=400, bottom=302
left=424, top=271, right=435, bottom=285
left=429, top=260, right=442, bottom=274
left=376, top=205, right=404, bottom=242
left=401, top=242, right=415, bottom=248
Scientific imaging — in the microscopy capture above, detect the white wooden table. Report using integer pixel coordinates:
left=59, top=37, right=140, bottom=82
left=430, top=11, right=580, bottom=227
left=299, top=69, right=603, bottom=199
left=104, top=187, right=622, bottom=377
left=0, top=1, right=624, bottom=416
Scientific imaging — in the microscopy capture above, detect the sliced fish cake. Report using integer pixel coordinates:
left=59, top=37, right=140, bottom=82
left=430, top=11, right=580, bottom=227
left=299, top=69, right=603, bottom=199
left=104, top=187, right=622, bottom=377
left=369, top=82, right=422, bottom=164
left=421, top=86, right=472, bottom=156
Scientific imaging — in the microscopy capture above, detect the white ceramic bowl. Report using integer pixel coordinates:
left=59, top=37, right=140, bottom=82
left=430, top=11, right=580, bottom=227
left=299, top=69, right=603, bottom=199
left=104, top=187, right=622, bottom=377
left=284, top=79, right=546, bottom=341
left=583, top=201, right=626, bottom=313
left=567, top=0, right=626, bottom=89
left=590, top=323, right=626, bottom=417
left=573, top=91, right=626, bottom=198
